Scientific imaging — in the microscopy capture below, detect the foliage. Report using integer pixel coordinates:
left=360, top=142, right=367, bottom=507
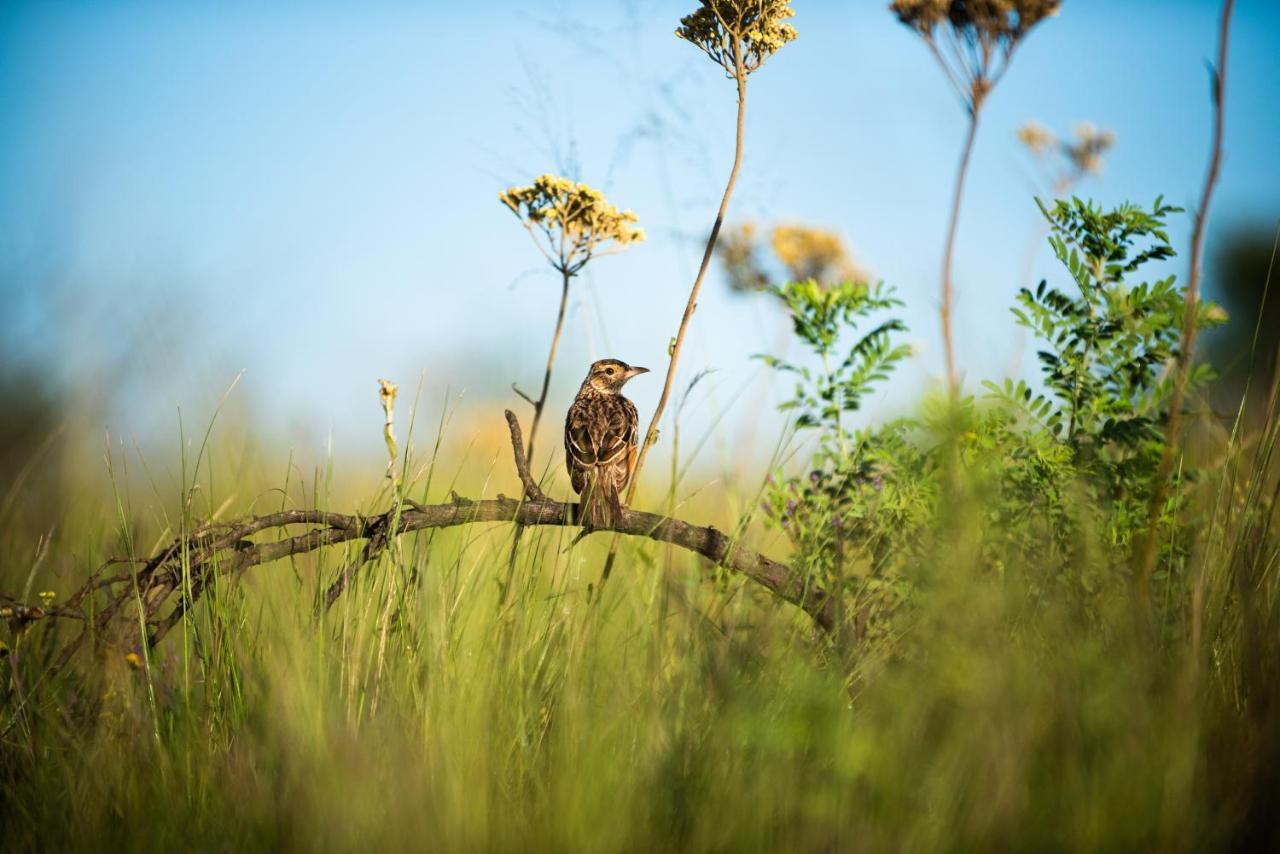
left=676, top=0, right=797, bottom=77
left=499, top=174, right=644, bottom=275
left=989, top=198, right=1225, bottom=498
left=756, top=198, right=1232, bottom=632
left=758, top=279, right=910, bottom=435
left=756, top=278, right=916, bottom=624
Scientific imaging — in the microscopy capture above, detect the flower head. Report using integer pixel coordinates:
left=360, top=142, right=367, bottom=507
left=499, top=175, right=644, bottom=275
left=771, top=223, right=868, bottom=286
left=1019, top=119, right=1115, bottom=188
left=891, top=0, right=1060, bottom=108
left=1066, top=122, right=1115, bottom=176
left=1017, top=120, right=1056, bottom=156
left=676, top=0, right=797, bottom=78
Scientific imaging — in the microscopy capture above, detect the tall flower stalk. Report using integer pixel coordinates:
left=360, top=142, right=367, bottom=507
left=500, top=175, right=644, bottom=465
left=1135, top=0, right=1236, bottom=631
left=892, top=0, right=1060, bottom=394
left=597, top=0, right=796, bottom=587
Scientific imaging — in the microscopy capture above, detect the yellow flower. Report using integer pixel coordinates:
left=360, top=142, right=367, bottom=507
left=771, top=224, right=868, bottom=286
left=1017, top=121, right=1056, bottom=156
left=676, top=0, right=797, bottom=77
left=500, top=174, right=644, bottom=276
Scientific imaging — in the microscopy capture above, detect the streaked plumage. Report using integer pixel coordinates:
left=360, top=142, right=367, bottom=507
left=564, top=359, right=648, bottom=528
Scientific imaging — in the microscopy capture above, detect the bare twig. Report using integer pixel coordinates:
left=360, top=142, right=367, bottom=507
left=1135, top=0, right=1235, bottom=626
left=4, top=412, right=834, bottom=685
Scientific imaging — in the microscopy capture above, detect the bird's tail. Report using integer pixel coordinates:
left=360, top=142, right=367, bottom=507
left=579, top=466, right=622, bottom=529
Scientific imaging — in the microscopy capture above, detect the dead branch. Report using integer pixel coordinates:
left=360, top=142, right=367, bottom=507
left=4, top=411, right=834, bottom=678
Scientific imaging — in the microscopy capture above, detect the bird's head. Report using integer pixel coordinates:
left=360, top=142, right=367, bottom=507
left=583, top=359, right=649, bottom=394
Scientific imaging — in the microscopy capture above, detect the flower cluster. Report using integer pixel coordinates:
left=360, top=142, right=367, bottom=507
left=771, top=223, right=868, bottom=286
left=499, top=175, right=644, bottom=276
left=1018, top=120, right=1115, bottom=193
left=718, top=220, right=868, bottom=294
left=891, top=0, right=1060, bottom=39
left=891, top=0, right=1060, bottom=107
left=676, top=0, right=797, bottom=77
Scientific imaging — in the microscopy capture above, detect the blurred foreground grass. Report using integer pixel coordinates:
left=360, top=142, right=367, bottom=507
left=0, top=394, right=1276, bottom=852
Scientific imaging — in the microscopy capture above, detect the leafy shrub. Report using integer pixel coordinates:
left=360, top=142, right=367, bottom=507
left=758, top=197, right=1227, bottom=633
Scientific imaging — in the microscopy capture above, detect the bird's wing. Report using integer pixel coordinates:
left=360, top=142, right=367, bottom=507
left=591, top=398, right=634, bottom=470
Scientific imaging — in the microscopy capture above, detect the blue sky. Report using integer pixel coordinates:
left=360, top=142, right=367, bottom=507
left=1, top=0, right=1277, bottom=466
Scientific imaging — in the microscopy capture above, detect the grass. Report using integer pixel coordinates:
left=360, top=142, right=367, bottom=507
left=1, top=389, right=1277, bottom=852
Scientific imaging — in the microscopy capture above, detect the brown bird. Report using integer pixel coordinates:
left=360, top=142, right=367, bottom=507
left=564, top=359, right=649, bottom=529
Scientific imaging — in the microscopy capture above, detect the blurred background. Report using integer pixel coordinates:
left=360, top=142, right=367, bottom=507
left=2, top=0, right=1278, bottom=501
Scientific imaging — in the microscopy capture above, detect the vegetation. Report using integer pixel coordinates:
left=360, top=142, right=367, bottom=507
left=3, top=1, right=1276, bottom=851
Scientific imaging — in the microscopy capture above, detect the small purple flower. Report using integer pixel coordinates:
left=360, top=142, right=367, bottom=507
left=760, top=500, right=771, bottom=513
left=785, top=499, right=798, bottom=516
left=832, top=515, right=842, bottom=529
left=789, top=482, right=799, bottom=495
left=781, top=517, right=790, bottom=528
left=809, top=470, right=822, bottom=486
left=766, top=473, right=776, bottom=485
left=872, top=476, right=884, bottom=492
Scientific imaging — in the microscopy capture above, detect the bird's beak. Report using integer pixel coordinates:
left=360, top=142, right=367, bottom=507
left=626, top=366, right=650, bottom=379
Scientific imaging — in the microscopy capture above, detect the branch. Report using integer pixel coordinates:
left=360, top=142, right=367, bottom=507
left=5, top=412, right=833, bottom=681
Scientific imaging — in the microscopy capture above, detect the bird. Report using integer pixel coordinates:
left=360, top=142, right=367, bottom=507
left=564, top=358, right=649, bottom=529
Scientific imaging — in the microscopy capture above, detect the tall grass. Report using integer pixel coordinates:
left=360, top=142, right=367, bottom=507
left=1, top=385, right=1276, bottom=851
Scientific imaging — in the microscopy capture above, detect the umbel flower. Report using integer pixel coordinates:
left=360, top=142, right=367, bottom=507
left=891, top=0, right=1060, bottom=110
left=499, top=175, right=644, bottom=276
left=676, top=0, right=797, bottom=77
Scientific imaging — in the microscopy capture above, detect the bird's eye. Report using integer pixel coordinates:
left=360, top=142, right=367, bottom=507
left=605, top=367, right=615, bottom=375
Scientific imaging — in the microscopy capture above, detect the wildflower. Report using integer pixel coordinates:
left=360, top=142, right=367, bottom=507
left=378, top=379, right=399, bottom=481
left=810, top=470, right=822, bottom=486
left=1017, top=120, right=1056, bottom=156
left=1066, top=122, right=1115, bottom=176
left=499, top=175, right=644, bottom=276
left=873, top=476, right=885, bottom=492
left=893, top=0, right=1061, bottom=392
left=676, top=0, right=797, bottom=78
left=785, top=499, right=798, bottom=515
left=125, top=652, right=143, bottom=670
left=772, top=224, right=868, bottom=286
left=1204, top=304, right=1229, bottom=325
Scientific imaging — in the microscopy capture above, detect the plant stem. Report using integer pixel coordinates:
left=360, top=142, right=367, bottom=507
left=502, top=267, right=573, bottom=607
left=596, top=50, right=749, bottom=589
left=525, top=268, right=573, bottom=466
left=1135, top=0, right=1234, bottom=629
left=940, top=104, right=982, bottom=396
left=822, top=349, right=849, bottom=461
left=629, top=72, right=747, bottom=499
